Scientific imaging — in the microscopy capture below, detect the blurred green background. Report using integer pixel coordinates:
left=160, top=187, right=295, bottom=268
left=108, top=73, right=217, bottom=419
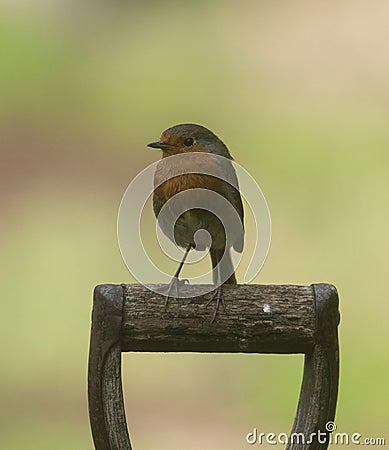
left=1, top=1, right=388, bottom=449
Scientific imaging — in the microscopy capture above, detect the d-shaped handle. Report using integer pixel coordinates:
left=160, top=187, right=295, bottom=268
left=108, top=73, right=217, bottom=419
left=88, top=283, right=339, bottom=450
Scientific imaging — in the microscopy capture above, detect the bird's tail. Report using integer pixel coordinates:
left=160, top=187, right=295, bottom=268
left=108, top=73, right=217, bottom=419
left=210, top=248, right=237, bottom=285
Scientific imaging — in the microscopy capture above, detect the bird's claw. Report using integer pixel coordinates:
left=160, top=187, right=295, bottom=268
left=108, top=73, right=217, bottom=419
left=164, top=277, right=190, bottom=311
left=206, top=285, right=227, bottom=323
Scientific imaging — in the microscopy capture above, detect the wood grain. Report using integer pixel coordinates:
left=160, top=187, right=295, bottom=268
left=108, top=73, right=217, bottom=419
left=121, top=284, right=316, bottom=353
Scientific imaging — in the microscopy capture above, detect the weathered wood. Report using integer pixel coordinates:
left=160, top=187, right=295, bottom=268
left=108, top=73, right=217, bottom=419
left=121, top=284, right=316, bottom=353
left=88, top=283, right=340, bottom=450
left=88, top=285, right=132, bottom=450
left=287, top=283, right=340, bottom=450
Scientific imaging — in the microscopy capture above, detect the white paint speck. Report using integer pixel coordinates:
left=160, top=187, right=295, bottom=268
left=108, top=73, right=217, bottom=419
left=263, top=303, right=271, bottom=313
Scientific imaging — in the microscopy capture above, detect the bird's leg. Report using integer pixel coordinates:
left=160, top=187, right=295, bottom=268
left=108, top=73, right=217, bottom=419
left=164, top=244, right=191, bottom=311
left=206, top=251, right=228, bottom=322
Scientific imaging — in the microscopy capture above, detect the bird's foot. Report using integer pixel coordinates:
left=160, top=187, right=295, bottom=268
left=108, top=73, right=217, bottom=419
left=164, top=277, right=189, bottom=311
left=206, top=284, right=227, bottom=323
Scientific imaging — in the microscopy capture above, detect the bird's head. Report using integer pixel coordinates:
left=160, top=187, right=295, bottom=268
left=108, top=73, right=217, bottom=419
left=147, top=123, right=232, bottom=159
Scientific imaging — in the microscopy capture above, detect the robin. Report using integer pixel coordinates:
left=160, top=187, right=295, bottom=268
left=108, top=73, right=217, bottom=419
left=148, top=123, right=244, bottom=322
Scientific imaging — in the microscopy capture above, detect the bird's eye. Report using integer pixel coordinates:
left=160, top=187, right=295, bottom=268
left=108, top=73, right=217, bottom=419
left=184, top=137, right=194, bottom=147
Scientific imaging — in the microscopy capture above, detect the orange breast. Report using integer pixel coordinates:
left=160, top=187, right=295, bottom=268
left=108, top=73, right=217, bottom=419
left=154, top=173, right=223, bottom=206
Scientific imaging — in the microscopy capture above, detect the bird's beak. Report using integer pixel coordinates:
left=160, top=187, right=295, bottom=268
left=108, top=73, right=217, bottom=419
left=147, top=141, right=172, bottom=150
